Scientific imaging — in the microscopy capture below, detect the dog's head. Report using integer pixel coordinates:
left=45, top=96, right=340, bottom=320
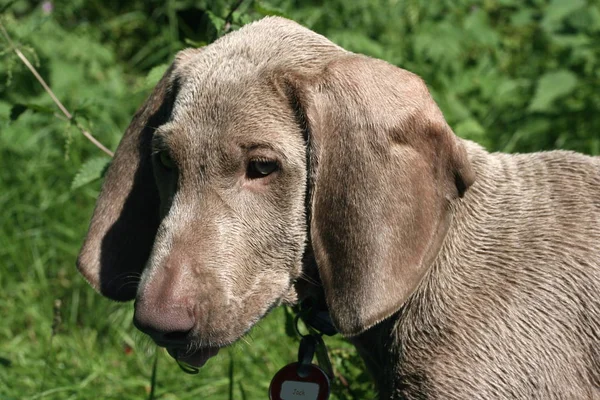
left=77, top=17, right=474, bottom=367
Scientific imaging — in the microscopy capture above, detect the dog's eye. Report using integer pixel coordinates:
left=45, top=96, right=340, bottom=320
left=247, top=159, right=278, bottom=179
left=158, top=152, right=175, bottom=170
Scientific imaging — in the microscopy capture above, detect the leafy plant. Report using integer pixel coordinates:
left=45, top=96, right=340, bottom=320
left=2, top=1, right=599, bottom=399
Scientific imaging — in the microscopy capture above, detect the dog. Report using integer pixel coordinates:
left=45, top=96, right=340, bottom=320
left=77, top=17, right=600, bottom=399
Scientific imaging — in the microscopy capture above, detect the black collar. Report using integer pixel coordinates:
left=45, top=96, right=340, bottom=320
left=297, top=298, right=337, bottom=336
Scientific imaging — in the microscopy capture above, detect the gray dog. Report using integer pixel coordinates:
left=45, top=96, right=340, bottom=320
left=77, top=17, right=600, bottom=399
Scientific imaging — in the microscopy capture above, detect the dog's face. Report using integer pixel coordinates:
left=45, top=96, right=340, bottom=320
left=77, top=17, right=475, bottom=368
left=134, top=69, right=309, bottom=363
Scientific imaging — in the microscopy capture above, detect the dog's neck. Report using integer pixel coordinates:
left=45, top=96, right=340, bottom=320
left=346, top=143, right=496, bottom=397
left=296, top=247, right=403, bottom=396
left=292, top=142, right=492, bottom=397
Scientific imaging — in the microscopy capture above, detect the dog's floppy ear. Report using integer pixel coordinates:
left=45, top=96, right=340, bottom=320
left=292, top=55, right=475, bottom=336
left=77, top=49, right=197, bottom=301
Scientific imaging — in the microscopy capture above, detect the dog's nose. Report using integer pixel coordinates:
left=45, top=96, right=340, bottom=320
left=133, top=301, right=195, bottom=345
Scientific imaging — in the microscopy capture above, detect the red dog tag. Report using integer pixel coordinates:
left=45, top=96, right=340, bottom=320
left=269, top=362, right=330, bottom=400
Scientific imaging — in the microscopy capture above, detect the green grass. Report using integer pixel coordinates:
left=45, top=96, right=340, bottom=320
left=0, top=89, right=374, bottom=400
left=0, top=14, right=374, bottom=397
left=3, top=0, right=599, bottom=398
left=0, top=175, right=371, bottom=400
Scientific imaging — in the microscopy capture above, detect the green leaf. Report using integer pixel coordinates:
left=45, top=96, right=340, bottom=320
left=541, top=0, right=586, bottom=32
left=528, top=70, right=578, bottom=112
left=207, top=11, right=225, bottom=33
left=550, top=34, right=590, bottom=49
left=145, top=63, right=169, bottom=90
left=9, top=104, right=27, bottom=121
left=511, top=8, right=534, bottom=27
left=329, top=31, right=387, bottom=60
left=10, top=103, right=55, bottom=121
left=0, top=0, right=19, bottom=14
left=438, top=92, right=471, bottom=121
left=254, top=2, right=288, bottom=18
left=183, top=38, right=207, bottom=48
left=455, top=119, right=486, bottom=141
left=464, top=9, right=499, bottom=48
left=283, top=305, right=298, bottom=339
left=71, top=157, right=111, bottom=190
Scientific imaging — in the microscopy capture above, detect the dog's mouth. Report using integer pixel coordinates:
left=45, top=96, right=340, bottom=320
left=165, top=346, right=220, bottom=368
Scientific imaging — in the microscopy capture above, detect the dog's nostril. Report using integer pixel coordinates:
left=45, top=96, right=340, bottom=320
left=133, top=300, right=196, bottom=345
left=134, top=318, right=194, bottom=345
left=162, top=330, right=191, bottom=342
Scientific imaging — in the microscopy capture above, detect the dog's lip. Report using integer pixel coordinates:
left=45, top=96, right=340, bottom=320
left=166, top=346, right=220, bottom=368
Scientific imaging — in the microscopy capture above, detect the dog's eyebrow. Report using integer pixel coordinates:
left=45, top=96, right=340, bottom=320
left=239, top=141, right=277, bottom=151
left=238, top=141, right=287, bottom=159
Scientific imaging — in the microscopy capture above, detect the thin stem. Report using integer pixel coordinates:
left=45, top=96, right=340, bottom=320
left=148, top=351, right=159, bottom=400
left=0, top=21, right=114, bottom=157
left=222, top=0, right=248, bottom=34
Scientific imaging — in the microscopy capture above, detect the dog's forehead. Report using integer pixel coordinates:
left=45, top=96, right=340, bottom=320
left=154, top=17, right=346, bottom=167
left=171, top=56, right=268, bottom=125
left=162, top=71, right=287, bottom=156
left=158, top=69, right=301, bottom=172
left=169, top=18, right=340, bottom=116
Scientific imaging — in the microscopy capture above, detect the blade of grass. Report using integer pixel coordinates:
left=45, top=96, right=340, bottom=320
left=39, top=299, right=62, bottom=394
left=228, top=349, right=235, bottom=400
left=148, top=350, right=159, bottom=400
left=239, top=381, right=248, bottom=400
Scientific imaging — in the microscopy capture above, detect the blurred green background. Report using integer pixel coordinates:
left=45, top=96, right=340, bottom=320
left=1, top=0, right=599, bottom=399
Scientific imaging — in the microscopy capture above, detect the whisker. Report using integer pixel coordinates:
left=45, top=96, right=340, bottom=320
left=299, top=272, right=321, bottom=287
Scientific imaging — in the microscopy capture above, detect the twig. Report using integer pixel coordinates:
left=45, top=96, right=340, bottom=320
left=0, top=21, right=114, bottom=157
left=222, top=0, right=247, bottom=34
